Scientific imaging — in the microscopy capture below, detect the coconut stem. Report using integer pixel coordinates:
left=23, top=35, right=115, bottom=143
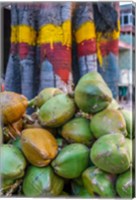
left=5, top=179, right=23, bottom=197
left=28, top=97, right=37, bottom=107
left=8, top=124, right=21, bottom=137
left=3, top=127, right=16, bottom=140
left=23, top=114, right=35, bottom=124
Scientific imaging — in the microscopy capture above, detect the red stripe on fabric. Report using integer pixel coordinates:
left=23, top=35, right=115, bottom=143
left=77, top=39, right=97, bottom=57
left=11, top=43, right=35, bottom=59
left=100, top=39, right=119, bottom=57
left=40, top=43, right=71, bottom=83
left=18, top=43, right=30, bottom=59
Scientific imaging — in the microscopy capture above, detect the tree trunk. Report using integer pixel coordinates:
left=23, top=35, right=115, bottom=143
left=37, top=2, right=73, bottom=93
left=97, top=2, right=120, bottom=98
left=73, top=2, right=97, bottom=79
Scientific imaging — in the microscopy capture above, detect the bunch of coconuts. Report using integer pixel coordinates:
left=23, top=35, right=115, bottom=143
left=0, top=71, right=134, bottom=198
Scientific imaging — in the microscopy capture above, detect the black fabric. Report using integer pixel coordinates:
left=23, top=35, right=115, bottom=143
left=93, top=3, right=118, bottom=33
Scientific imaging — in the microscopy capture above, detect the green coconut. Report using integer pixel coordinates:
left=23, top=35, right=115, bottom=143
left=71, top=177, right=94, bottom=197
left=23, top=165, right=64, bottom=197
left=39, top=94, right=76, bottom=127
left=125, top=138, right=132, bottom=165
left=82, top=166, right=116, bottom=197
left=74, top=71, right=112, bottom=114
left=91, top=133, right=131, bottom=174
left=116, top=170, right=133, bottom=198
left=30, top=87, right=63, bottom=108
left=121, top=109, right=134, bottom=138
left=51, top=143, right=89, bottom=179
left=0, top=144, right=26, bottom=180
left=1, top=178, right=15, bottom=192
left=61, top=117, right=94, bottom=145
left=90, top=108, right=127, bottom=138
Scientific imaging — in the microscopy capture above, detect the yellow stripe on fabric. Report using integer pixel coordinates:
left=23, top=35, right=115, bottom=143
left=37, top=20, right=71, bottom=48
left=11, top=25, right=36, bottom=45
left=111, top=20, right=120, bottom=40
left=96, top=32, right=103, bottom=66
left=96, top=20, right=120, bottom=43
left=75, top=21, right=96, bottom=44
left=96, top=20, right=120, bottom=66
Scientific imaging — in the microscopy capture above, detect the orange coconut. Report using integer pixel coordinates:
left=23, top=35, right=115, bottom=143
left=21, top=128, right=58, bottom=167
left=1, top=91, right=28, bottom=125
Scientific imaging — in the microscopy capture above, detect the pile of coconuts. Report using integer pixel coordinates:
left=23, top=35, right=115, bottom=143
left=0, top=71, right=134, bottom=198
